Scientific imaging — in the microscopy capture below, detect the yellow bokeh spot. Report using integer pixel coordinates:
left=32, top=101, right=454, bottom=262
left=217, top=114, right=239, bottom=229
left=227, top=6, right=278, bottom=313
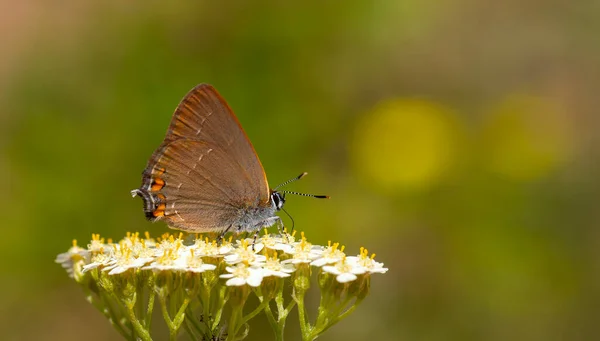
left=481, top=95, right=573, bottom=180
left=352, top=98, right=461, bottom=192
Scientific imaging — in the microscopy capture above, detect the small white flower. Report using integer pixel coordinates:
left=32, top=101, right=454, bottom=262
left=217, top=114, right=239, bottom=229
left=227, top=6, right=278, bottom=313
left=176, top=249, right=217, bottom=273
left=225, top=239, right=266, bottom=265
left=131, top=247, right=155, bottom=264
left=260, top=233, right=292, bottom=251
left=127, top=236, right=156, bottom=258
left=347, top=248, right=388, bottom=274
left=82, top=252, right=115, bottom=273
left=259, top=256, right=296, bottom=278
left=104, top=243, right=153, bottom=275
left=311, top=241, right=345, bottom=267
left=234, top=238, right=265, bottom=253
left=220, top=263, right=264, bottom=287
left=141, top=231, right=157, bottom=248
left=322, top=256, right=366, bottom=283
left=87, top=234, right=106, bottom=253
left=155, top=234, right=183, bottom=255
left=143, top=248, right=186, bottom=272
left=192, top=238, right=232, bottom=257
left=55, top=241, right=89, bottom=278
left=281, top=232, right=323, bottom=264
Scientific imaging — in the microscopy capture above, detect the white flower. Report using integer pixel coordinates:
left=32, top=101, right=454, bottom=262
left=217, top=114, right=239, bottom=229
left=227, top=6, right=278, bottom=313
left=234, top=238, right=265, bottom=253
left=192, top=238, right=232, bottom=257
left=82, top=252, right=115, bottom=273
left=220, top=263, right=264, bottom=287
left=347, top=248, right=388, bottom=274
left=127, top=236, right=156, bottom=259
left=55, top=241, right=89, bottom=278
left=155, top=234, right=183, bottom=255
left=225, top=239, right=266, bottom=265
left=322, top=256, right=366, bottom=283
left=143, top=248, right=185, bottom=272
left=141, top=231, right=157, bottom=248
left=130, top=245, right=156, bottom=264
left=310, top=242, right=345, bottom=267
left=176, top=249, right=217, bottom=273
left=87, top=234, right=106, bottom=253
left=259, top=256, right=296, bottom=278
left=260, top=233, right=292, bottom=251
left=104, top=243, right=153, bottom=275
left=281, top=232, right=323, bottom=264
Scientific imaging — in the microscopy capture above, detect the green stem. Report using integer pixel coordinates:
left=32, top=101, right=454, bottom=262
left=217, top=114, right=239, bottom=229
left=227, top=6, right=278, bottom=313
left=211, top=285, right=228, bottom=331
left=310, top=296, right=365, bottom=339
left=276, top=278, right=294, bottom=320
left=294, top=289, right=312, bottom=341
left=199, top=287, right=211, bottom=330
left=145, top=288, right=155, bottom=330
left=274, top=279, right=293, bottom=339
left=170, top=297, right=191, bottom=340
left=144, top=275, right=156, bottom=329
left=185, top=306, right=207, bottom=335
left=169, top=289, right=176, bottom=321
left=263, top=303, right=283, bottom=340
left=125, top=303, right=153, bottom=341
left=136, top=280, right=144, bottom=326
left=243, top=295, right=270, bottom=322
left=182, top=319, right=200, bottom=341
left=159, top=291, right=176, bottom=330
left=237, top=296, right=271, bottom=333
left=282, top=299, right=296, bottom=320
left=226, top=308, right=241, bottom=341
left=106, top=291, right=136, bottom=339
left=327, top=297, right=364, bottom=331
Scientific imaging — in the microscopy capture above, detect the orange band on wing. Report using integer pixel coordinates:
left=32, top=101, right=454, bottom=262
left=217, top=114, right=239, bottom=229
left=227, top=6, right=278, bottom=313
left=151, top=178, right=165, bottom=191
left=153, top=203, right=166, bottom=217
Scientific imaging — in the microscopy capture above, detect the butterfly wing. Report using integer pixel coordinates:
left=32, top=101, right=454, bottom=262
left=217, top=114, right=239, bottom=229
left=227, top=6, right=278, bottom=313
left=132, top=84, right=272, bottom=232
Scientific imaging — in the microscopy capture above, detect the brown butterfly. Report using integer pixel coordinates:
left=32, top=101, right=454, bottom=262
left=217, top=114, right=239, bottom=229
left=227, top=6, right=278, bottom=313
left=131, top=84, right=327, bottom=237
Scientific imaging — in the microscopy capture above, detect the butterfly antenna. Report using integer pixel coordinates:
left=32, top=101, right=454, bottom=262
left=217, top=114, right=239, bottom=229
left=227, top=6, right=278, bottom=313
left=281, top=190, right=329, bottom=199
left=274, top=172, right=308, bottom=191
left=274, top=172, right=330, bottom=199
left=281, top=208, right=295, bottom=234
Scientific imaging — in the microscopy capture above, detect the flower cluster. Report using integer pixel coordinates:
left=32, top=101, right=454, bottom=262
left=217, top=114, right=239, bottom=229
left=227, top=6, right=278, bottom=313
left=57, top=231, right=387, bottom=341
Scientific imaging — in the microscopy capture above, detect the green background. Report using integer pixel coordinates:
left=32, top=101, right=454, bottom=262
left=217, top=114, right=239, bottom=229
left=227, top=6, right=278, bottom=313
left=2, top=1, right=599, bottom=340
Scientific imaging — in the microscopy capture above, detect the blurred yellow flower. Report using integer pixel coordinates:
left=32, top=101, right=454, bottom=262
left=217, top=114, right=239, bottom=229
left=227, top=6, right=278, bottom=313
left=352, top=98, right=461, bottom=192
left=481, top=95, right=573, bottom=180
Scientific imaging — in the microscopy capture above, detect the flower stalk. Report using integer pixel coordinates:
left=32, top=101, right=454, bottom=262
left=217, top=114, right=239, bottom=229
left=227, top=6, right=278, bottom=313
left=57, top=231, right=387, bottom=340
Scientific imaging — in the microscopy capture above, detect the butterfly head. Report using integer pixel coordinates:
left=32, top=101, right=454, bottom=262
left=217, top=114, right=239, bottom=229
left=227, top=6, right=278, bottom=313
left=271, top=191, right=285, bottom=211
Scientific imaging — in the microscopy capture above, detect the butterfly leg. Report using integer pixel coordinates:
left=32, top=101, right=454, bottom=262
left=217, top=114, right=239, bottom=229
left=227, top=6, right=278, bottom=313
left=251, top=230, right=260, bottom=251
left=217, top=224, right=233, bottom=245
left=270, top=216, right=283, bottom=235
left=274, top=216, right=292, bottom=242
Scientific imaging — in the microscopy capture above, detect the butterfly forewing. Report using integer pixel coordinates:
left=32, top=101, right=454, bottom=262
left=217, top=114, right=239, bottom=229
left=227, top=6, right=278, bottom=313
left=164, top=85, right=268, bottom=191
left=135, top=84, right=272, bottom=232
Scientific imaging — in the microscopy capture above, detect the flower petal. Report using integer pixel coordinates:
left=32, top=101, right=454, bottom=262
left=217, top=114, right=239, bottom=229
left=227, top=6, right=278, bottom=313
left=336, top=273, right=357, bottom=283
left=226, top=277, right=246, bottom=286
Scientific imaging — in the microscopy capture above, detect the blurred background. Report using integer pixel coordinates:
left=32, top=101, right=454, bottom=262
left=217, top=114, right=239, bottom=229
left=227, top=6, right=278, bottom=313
left=2, top=1, right=599, bottom=340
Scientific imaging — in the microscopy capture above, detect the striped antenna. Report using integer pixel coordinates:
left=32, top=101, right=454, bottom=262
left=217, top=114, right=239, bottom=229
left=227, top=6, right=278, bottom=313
left=281, top=190, right=329, bottom=199
left=274, top=172, right=330, bottom=199
left=274, top=172, right=308, bottom=190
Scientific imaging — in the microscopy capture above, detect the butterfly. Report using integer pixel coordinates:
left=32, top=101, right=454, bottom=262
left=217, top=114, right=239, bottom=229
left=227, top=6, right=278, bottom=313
left=131, top=84, right=327, bottom=238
